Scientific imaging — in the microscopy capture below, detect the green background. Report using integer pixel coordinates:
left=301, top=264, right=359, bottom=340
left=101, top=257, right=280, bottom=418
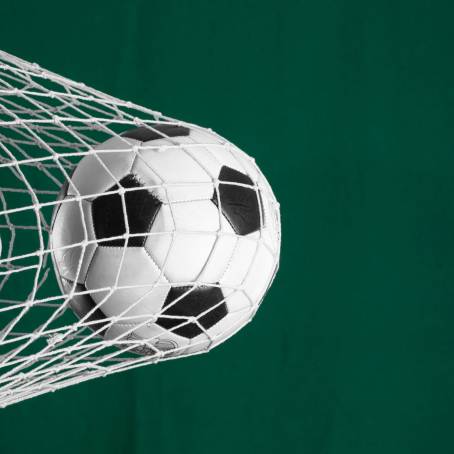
left=1, top=0, right=454, bottom=453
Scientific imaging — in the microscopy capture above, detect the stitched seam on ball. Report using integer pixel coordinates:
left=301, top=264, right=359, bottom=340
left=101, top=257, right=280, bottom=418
left=180, top=135, right=215, bottom=181
left=114, top=322, right=141, bottom=327
left=200, top=137, right=224, bottom=167
left=132, top=148, right=166, bottom=192
left=219, top=236, right=240, bottom=283
left=161, top=195, right=214, bottom=205
left=143, top=244, right=170, bottom=284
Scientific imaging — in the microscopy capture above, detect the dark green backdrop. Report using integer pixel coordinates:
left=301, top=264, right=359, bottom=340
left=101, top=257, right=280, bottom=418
left=1, top=0, right=454, bottom=453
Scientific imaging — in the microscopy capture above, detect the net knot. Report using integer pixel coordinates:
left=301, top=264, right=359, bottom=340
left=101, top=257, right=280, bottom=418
left=46, top=333, right=65, bottom=346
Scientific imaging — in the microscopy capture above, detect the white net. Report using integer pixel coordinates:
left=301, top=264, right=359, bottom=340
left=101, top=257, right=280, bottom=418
left=0, top=50, right=281, bottom=408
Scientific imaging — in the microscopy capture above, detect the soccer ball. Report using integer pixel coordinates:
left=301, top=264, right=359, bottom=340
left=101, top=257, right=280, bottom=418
left=51, top=124, right=280, bottom=357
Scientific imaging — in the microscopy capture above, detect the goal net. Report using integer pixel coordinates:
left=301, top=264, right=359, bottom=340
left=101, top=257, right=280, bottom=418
left=0, top=50, right=280, bottom=408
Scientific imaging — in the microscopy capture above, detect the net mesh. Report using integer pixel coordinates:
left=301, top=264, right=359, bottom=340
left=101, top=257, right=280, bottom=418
left=0, top=50, right=281, bottom=408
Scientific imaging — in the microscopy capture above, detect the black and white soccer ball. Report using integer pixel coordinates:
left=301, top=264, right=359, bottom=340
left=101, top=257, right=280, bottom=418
left=51, top=124, right=280, bottom=357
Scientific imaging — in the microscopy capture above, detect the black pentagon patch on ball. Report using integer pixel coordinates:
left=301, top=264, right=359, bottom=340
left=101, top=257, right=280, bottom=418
left=212, top=166, right=263, bottom=235
left=60, top=278, right=109, bottom=336
left=92, top=174, right=161, bottom=247
left=121, top=124, right=190, bottom=142
left=156, top=285, right=228, bottom=339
